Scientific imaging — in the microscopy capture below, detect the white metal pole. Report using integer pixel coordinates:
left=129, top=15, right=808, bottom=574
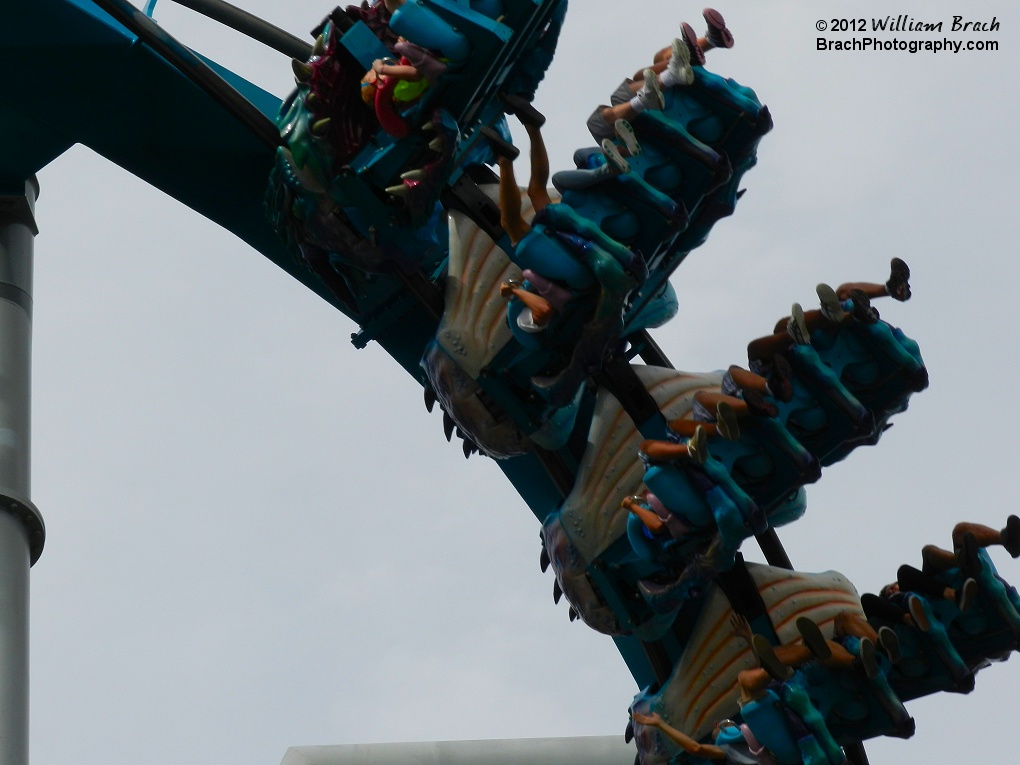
left=0, top=176, right=46, bottom=765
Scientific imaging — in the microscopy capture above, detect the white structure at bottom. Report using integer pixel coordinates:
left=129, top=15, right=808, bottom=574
left=281, top=736, right=635, bottom=765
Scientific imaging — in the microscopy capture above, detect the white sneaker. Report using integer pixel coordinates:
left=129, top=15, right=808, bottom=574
left=614, top=119, right=641, bottom=156
left=686, top=424, right=708, bottom=464
left=600, top=139, right=630, bottom=174
left=667, top=38, right=694, bottom=86
left=816, top=283, right=848, bottom=323
left=715, top=401, right=740, bottom=441
left=637, top=68, right=665, bottom=110
left=787, top=303, right=810, bottom=345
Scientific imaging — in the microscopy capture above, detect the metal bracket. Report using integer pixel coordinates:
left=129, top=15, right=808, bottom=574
left=0, top=492, right=44, bottom=566
left=0, top=178, right=39, bottom=236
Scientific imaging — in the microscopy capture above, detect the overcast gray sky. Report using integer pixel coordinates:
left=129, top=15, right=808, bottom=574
left=23, top=1, right=1020, bottom=763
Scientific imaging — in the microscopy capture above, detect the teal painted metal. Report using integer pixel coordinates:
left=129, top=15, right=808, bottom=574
left=0, top=0, right=295, bottom=287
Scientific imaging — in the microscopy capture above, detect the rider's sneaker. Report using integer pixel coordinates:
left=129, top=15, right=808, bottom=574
left=501, top=93, right=545, bottom=127
left=908, top=595, right=931, bottom=632
left=753, top=634, right=794, bottom=680
left=769, top=354, right=794, bottom=402
left=1003, top=515, right=1020, bottom=558
left=957, top=531, right=982, bottom=577
left=797, top=617, right=832, bottom=661
left=600, top=139, right=630, bottom=174
left=957, top=578, right=978, bottom=612
left=817, top=283, right=848, bottom=323
left=703, top=8, right=735, bottom=49
left=857, top=638, right=879, bottom=680
left=849, top=289, right=880, bottom=324
left=787, top=303, right=811, bottom=344
left=480, top=125, right=519, bottom=160
left=886, top=257, right=912, bottom=301
left=614, top=119, right=641, bottom=157
left=716, top=401, right=740, bottom=441
left=666, top=38, right=694, bottom=85
left=681, top=22, right=707, bottom=65
left=878, top=626, right=901, bottom=663
left=637, top=69, right=665, bottom=110
left=686, top=424, right=708, bottom=464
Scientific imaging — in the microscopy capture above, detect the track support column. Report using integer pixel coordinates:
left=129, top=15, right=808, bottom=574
left=0, top=176, right=46, bottom=765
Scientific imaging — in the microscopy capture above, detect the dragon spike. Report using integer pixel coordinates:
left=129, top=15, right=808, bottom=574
left=385, top=184, right=410, bottom=198
left=311, top=118, right=331, bottom=136
left=305, top=92, right=320, bottom=108
left=443, top=411, right=455, bottom=442
left=424, top=386, right=437, bottom=413
left=292, top=59, right=313, bottom=82
left=568, top=608, right=577, bottom=622
left=428, top=137, right=444, bottom=152
left=625, top=721, right=634, bottom=744
left=313, top=34, right=326, bottom=56
left=553, top=579, right=562, bottom=604
left=421, top=121, right=436, bottom=132
left=539, top=547, right=550, bottom=572
left=400, top=169, right=427, bottom=181
left=462, top=440, right=472, bottom=459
